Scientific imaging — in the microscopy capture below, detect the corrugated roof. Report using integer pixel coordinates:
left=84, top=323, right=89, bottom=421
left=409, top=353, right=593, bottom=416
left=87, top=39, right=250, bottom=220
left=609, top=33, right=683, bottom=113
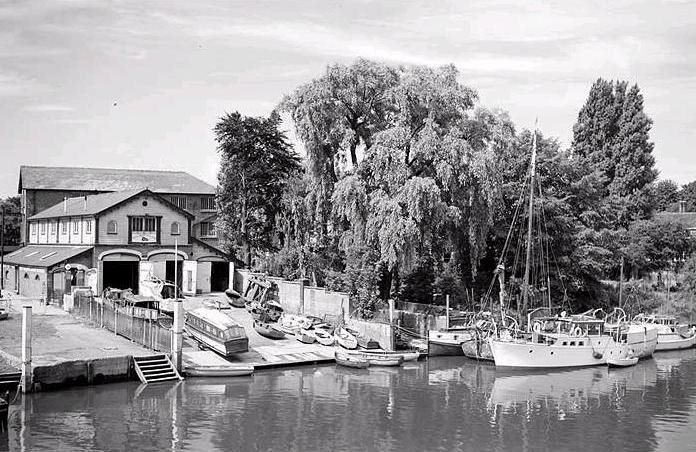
left=28, top=189, right=143, bottom=220
left=19, top=165, right=215, bottom=194
left=3, top=245, right=92, bottom=268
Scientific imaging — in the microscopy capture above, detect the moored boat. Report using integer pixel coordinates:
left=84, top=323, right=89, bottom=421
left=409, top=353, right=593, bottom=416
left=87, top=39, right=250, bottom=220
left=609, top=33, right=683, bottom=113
left=633, top=314, right=696, bottom=351
left=253, top=320, right=286, bottom=340
left=335, top=351, right=370, bottom=369
left=295, top=329, right=317, bottom=344
left=489, top=315, right=625, bottom=369
left=184, top=364, right=254, bottom=377
left=360, top=349, right=421, bottom=362
left=601, top=308, right=657, bottom=359
left=185, top=308, right=249, bottom=356
left=341, top=350, right=404, bottom=367
left=427, top=328, right=472, bottom=356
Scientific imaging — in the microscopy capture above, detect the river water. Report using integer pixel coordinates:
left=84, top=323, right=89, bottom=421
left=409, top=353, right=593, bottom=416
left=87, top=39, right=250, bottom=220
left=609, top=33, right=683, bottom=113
left=3, top=348, right=696, bottom=452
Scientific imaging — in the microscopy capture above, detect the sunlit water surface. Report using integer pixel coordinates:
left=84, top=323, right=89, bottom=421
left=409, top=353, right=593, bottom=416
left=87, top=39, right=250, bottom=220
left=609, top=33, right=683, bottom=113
left=3, top=349, right=696, bottom=451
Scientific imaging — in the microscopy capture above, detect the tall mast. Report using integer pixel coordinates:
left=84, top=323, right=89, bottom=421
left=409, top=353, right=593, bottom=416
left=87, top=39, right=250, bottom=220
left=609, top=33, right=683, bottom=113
left=521, top=125, right=537, bottom=325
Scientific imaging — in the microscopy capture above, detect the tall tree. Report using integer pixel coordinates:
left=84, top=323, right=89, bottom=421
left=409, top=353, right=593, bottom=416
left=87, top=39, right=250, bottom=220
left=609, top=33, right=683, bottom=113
left=0, top=196, right=21, bottom=247
left=571, top=79, right=657, bottom=226
left=215, top=111, right=301, bottom=267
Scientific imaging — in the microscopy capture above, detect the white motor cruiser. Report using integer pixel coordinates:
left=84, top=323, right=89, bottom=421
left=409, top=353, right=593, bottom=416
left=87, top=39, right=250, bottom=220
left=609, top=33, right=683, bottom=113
left=600, top=308, right=658, bottom=359
left=489, top=314, right=626, bottom=369
left=633, top=314, right=696, bottom=351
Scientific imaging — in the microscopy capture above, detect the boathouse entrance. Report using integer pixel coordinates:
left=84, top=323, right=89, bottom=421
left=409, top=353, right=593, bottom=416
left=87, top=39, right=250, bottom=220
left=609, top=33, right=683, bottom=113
left=102, top=261, right=139, bottom=293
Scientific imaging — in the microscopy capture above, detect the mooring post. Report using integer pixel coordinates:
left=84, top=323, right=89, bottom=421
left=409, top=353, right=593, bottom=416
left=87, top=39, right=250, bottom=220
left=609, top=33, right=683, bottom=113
left=172, top=299, right=184, bottom=373
left=298, top=278, right=306, bottom=315
left=21, top=305, right=32, bottom=393
left=388, top=298, right=395, bottom=351
left=445, top=294, right=450, bottom=329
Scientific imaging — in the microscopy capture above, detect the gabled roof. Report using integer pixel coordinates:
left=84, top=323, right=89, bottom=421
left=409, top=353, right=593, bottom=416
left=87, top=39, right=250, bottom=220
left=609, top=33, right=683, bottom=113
left=3, top=245, right=92, bottom=268
left=19, top=165, right=215, bottom=194
left=28, top=188, right=194, bottom=220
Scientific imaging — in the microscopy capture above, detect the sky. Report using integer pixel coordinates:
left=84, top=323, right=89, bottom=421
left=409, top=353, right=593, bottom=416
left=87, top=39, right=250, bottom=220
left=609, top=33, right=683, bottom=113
left=1, top=0, right=695, bottom=197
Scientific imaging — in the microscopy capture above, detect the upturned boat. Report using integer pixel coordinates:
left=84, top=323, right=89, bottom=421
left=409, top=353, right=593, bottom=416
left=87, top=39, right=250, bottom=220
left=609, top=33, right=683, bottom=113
left=334, top=326, right=358, bottom=349
left=253, top=320, right=286, bottom=340
left=341, top=350, right=404, bottom=367
left=224, top=288, right=246, bottom=308
left=359, top=349, right=421, bottom=362
left=633, top=314, right=696, bottom=351
left=313, top=328, right=335, bottom=346
left=185, top=364, right=254, bottom=377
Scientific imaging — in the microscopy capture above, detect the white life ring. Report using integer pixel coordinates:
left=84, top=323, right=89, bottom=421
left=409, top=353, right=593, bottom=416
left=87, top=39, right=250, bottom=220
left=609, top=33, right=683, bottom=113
left=572, top=326, right=583, bottom=337
left=533, top=322, right=542, bottom=333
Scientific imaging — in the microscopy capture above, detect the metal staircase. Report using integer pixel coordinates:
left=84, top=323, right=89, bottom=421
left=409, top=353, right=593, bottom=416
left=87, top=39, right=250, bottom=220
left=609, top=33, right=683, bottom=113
left=133, top=355, right=182, bottom=384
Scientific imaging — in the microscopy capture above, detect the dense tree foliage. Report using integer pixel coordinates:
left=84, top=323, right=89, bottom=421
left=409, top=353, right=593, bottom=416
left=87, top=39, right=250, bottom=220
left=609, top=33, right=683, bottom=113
left=571, top=79, right=657, bottom=226
left=680, top=180, right=696, bottom=211
left=0, top=196, right=20, bottom=247
left=652, top=179, right=680, bottom=212
left=216, top=62, right=689, bottom=314
left=215, top=111, right=302, bottom=266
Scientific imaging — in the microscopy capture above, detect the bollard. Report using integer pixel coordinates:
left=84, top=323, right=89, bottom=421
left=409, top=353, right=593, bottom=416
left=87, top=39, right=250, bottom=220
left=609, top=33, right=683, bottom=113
left=21, top=305, right=32, bottom=393
left=171, top=299, right=184, bottom=373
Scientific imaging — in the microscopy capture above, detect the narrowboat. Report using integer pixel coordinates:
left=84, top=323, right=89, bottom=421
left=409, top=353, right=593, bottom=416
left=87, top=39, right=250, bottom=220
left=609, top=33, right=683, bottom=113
left=185, top=308, right=249, bottom=356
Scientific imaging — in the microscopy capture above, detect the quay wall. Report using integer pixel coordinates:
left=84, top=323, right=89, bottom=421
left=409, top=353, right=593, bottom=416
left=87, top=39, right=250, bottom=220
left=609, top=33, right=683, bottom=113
left=346, top=319, right=394, bottom=350
left=33, top=356, right=133, bottom=391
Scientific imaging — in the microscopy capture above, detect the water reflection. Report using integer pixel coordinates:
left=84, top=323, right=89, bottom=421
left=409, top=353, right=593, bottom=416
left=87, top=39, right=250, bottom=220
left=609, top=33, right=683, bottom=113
left=3, top=349, right=696, bottom=451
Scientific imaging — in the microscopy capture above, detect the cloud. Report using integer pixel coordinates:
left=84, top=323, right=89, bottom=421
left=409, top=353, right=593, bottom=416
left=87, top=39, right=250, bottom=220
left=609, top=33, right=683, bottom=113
left=23, top=104, right=75, bottom=112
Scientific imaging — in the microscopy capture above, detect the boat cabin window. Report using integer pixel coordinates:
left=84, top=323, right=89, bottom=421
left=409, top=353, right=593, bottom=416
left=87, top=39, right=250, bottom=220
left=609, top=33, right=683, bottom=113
left=578, top=341, right=584, bottom=346
left=570, top=341, right=576, bottom=346
left=562, top=341, right=567, bottom=346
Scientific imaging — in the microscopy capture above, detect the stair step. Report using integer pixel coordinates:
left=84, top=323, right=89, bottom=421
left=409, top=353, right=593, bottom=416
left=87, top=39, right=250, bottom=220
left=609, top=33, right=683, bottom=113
left=142, top=370, right=177, bottom=378
left=138, top=362, right=169, bottom=369
left=147, top=376, right=180, bottom=383
left=134, top=355, right=166, bottom=363
left=133, top=355, right=181, bottom=384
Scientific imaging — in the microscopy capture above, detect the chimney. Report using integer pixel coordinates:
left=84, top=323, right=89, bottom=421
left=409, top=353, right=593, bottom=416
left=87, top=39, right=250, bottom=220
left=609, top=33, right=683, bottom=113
left=63, top=197, right=67, bottom=213
left=679, top=200, right=686, bottom=213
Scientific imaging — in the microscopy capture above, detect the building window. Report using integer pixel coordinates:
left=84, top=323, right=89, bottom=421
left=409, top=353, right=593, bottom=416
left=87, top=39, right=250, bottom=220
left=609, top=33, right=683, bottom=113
left=86, top=219, right=92, bottom=234
left=40, top=222, right=46, bottom=235
left=200, top=221, right=216, bottom=237
left=107, top=220, right=118, bottom=234
left=50, top=221, right=57, bottom=234
left=62, top=220, right=67, bottom=234
left=171, top=221, right=180, bottom=235
left=201, top=197, right=215, bottom=211
left=130, top=216, right=158, bottom=243
left=73, top=219, right=79, bottom=233
left=170, top=196, right=187, bottom=210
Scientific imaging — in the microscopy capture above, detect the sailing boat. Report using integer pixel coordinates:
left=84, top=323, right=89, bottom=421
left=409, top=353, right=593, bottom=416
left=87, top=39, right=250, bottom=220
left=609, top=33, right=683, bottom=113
left=488, top=126, right=625, bottom=368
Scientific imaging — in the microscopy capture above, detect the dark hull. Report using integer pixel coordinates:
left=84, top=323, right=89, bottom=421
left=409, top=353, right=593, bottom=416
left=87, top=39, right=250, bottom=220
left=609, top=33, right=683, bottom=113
left=428, top=340, right=465, bottom=357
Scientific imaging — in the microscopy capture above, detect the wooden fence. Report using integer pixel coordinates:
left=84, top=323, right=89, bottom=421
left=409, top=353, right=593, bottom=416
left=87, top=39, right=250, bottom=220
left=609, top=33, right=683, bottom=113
left=72, top=293, right=172, bottom=352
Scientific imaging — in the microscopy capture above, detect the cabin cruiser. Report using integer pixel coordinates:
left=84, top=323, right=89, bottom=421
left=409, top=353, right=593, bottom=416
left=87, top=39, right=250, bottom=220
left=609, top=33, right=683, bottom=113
left=428, top=312, right=477, bottom=356
left=489, top=314, right=627, bottom=368
left=596, top=308, right=658, bottom=359
left=633, top=314, right=696, bottom=351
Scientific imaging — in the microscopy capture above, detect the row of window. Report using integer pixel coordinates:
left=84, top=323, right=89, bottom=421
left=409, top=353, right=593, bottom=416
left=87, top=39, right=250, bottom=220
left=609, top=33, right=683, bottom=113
left=170, top=196, right=216, bottom=211
left=35, top=219, right=92, bottom=235
left=31, top=218, right=214, bottom=239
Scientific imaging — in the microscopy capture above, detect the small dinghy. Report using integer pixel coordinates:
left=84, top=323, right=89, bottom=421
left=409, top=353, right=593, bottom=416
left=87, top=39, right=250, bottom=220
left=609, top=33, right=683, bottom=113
left=334, top=326, right=358, bottom=349
left=254, top=320, right=286, bottom=340
left=314, top=328, right=335, bottom=346
left=335, top=351, right=369, bottom=369
left=224, top=288, right=246, bottom=308
left=295, top=329, right=317, bottom=344
left=607, top=345, right=639, bottom=368
left=185, top=364, right=254, bottom=377
left=361, top=349, right=420, bottom=362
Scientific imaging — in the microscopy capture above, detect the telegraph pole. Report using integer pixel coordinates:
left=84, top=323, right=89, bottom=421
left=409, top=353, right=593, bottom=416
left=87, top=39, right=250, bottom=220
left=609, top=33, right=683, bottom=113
left=1, top=204, right=5, bottom=291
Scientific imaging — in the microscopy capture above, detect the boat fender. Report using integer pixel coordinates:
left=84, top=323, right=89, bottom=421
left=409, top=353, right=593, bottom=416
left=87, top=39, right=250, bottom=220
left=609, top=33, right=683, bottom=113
left=593, top=351, right=603, bottom=359
left=572, top=326, right=583, bottom=337
left=533, top=322, right=541, bottom=334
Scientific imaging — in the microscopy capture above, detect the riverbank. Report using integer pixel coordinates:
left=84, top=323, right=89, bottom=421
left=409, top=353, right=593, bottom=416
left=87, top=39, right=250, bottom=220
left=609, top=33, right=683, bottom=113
left=0, top=293, right=338, bottom=391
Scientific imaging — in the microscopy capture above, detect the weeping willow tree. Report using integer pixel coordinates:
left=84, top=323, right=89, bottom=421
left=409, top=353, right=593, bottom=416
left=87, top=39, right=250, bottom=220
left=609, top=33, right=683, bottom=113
left=282, top=60, right=513, bottom=306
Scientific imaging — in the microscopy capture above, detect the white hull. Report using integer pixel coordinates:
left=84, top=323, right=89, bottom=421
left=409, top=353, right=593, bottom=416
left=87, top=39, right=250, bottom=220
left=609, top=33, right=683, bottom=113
left=490, top=336, right=622, bottom=368
left=188, top=329, right=229, bottom=356
left=623, top=325, right=658, bottom=358
left=185, top=365, right=254, bottom=377
left=655, top=333, right=696, bottom=351
left=427, top=329, right=473, bottom=356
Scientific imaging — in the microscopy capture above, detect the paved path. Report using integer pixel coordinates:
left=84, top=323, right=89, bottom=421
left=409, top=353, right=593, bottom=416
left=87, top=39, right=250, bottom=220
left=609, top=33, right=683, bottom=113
left=0, top=296, right=156, bottom=369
